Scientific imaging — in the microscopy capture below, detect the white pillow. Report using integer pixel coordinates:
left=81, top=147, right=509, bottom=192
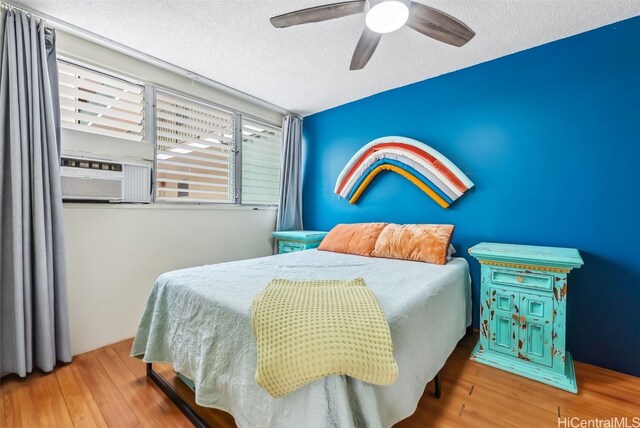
left=446, top=244, right=456, bottom=261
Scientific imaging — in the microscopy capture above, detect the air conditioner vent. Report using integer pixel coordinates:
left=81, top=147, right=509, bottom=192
left=123, top=163, right=151, bottom=203
left=61, top=155, right=150, bottom=203
left=61, top=175, right=122, bottom=200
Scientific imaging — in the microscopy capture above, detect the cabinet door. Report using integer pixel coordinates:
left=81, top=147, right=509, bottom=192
left=488, top=287, right=519, bottom=357
left=519, top=292, right=554, bottom=367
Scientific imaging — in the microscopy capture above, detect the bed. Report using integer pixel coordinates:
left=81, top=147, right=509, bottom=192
left=131, top=249, right=471, bottom=428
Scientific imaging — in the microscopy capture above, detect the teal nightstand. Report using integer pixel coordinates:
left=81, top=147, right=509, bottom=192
left=271, top=230, right=328, bottom=254
left=468, top=242, right=583, bottom=393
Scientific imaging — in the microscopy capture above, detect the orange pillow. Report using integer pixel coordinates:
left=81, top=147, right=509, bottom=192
left=371, top=224, right=455, bottom=265
left=317, top=222, right=389, bottom=257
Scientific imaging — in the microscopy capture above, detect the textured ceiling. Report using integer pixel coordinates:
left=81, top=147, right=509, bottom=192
left=14, top=0, right=640, bottom=115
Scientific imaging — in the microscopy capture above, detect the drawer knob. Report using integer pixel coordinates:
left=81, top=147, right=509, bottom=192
left=516, top=276, right=524, bottom=283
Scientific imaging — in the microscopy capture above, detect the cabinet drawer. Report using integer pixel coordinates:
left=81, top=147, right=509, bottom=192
left=490, top=269, right=554, bottom=292
left=278, top=241, right=304, bottom=253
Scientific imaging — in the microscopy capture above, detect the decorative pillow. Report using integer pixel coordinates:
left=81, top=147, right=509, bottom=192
left=317, top=222, right=389, bottom=257
left=371, top=224, right=455, bottom=265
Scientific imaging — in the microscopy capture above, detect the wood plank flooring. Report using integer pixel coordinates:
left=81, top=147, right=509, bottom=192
left=1, top=333, right=638, bottom=427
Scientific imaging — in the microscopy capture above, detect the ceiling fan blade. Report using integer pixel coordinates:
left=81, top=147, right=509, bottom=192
left=350, top=27, right=382, bottom=70
left=406, top=2, right=475, bottom=47
left=271, top=1, right=366, bottom=28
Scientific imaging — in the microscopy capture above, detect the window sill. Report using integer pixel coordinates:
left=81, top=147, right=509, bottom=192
left=62, top=202, right=278, bottom=211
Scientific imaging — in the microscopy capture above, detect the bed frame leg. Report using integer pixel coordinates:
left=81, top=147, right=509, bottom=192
left=434, top=373, right=441, bottom=399
left=146, top=363, right=210, bottom=428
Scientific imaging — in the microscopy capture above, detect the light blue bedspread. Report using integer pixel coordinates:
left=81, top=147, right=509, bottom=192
left=131, top=249, right=470, bottom=428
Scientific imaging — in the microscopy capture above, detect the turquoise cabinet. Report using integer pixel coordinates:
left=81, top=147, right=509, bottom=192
left=469, top=242, right=583, bottom=393
left=271, top=231, right=328, bottom=254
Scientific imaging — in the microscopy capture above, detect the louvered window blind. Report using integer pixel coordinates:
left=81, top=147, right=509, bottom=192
left=241, top=118, right=282, bottom=205
left=58, top=60, right=144, bottom=142
left=155, top=91, right=236, bottom=203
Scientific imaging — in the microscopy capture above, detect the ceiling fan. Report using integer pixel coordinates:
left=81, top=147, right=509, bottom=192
left=270, top=0, right=475, bottom=70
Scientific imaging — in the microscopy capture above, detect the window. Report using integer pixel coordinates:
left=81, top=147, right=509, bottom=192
left=58, top=57, right=283, bottom=206
left=155, top=90, right=236, bottom=203
left=241, top=118, right=282, bottom=205
left=58, top=60, right=144, bottom=142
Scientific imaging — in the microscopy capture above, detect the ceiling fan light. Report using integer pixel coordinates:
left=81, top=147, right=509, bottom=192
left=365, top=0, right=409, bottom=34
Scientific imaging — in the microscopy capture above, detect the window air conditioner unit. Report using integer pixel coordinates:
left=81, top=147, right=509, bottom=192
left=60, top=156, right=151, bottom=203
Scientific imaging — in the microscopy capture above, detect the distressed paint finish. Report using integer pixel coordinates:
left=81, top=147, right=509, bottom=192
left=333, top=136, right=474, bottom=208
left=469, top=242, right=583, bottom=393
left=271, top=230, right=328, bottom=253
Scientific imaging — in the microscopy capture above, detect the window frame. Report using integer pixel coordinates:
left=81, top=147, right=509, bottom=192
left=150, top=86, right=282, bottom=207
left=57, top=56, right=283, bottom=208
left=58, top=56, right=148, bottom=143
left=238, top=115, right=283, bottom=206
left=152, top=86, right=238, bottom=205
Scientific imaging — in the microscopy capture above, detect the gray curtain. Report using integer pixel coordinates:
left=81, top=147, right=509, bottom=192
left=0, top=8, right=71, bottom=377
left=276, top=114, right=303, bottom=231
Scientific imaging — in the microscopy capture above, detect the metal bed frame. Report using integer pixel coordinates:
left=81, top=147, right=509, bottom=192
left=147, top=362, right=441, bottom=428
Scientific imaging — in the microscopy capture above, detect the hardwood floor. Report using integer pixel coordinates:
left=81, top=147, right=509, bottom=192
left=1, top=333, right=638, bottom=427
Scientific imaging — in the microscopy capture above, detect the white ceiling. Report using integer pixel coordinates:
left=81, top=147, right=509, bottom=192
left=15, top=0, right=640, bottom=116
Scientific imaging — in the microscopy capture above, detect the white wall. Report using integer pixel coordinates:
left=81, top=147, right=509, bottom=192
left=64, top=204, right=277, bottom=355
left=51, top=27, right=286, bottom=355
left=55, top=29, right=286, bottom=163
left=56, top=31, right=285, bottom=126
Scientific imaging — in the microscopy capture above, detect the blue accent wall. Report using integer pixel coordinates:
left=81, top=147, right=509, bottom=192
left=302, top=17, right=640, bottom=376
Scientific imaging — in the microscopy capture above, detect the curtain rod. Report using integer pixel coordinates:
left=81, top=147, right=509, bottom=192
left=1, top=1, right=290, bottom=117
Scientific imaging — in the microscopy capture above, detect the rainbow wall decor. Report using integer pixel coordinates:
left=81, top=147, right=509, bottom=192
left=334, top=136, right=474, bottom=208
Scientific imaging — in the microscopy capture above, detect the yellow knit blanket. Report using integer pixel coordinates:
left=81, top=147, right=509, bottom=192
left=251, top=278, right=398, bottom=397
